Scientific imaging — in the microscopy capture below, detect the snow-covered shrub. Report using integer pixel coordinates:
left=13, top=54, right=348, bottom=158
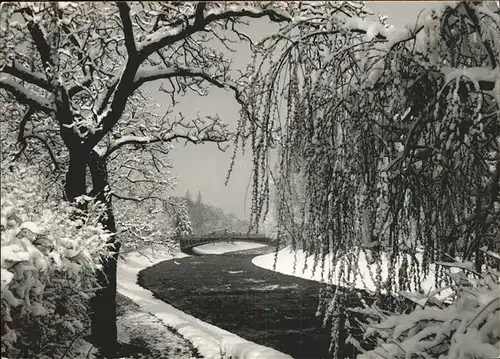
left=355, top=251, right=500, bottom=359
left=1, top=162, right=112, bottom=358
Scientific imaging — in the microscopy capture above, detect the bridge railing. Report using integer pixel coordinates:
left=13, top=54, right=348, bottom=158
left=179, top=234, right=274, bottom=251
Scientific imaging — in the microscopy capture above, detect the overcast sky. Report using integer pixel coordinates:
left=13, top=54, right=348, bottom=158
left=157, top=2, right=439, bottom=220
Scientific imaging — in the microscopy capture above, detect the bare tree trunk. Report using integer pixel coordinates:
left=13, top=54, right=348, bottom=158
left=64, top=148, right=120, bottom=358
left=64, top=151, right=88, bottom=203
left=88, top=150, right=120, bottom=358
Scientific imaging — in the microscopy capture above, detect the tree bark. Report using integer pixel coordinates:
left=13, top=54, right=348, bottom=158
left=63, top=148, right=120, bottom=358
left=64, top=151, right=87, bottom=203
left=88, top=150, right=120, bottom=358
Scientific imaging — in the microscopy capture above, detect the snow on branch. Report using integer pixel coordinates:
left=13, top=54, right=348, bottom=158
left=203, top=4, right=291, bottom=24
left=357, top=257, right=500, bottom=359
left=1, top=63, right=53, bottom=93
left=117, top=2, right=137, bottom=58
left=462, top=2, right=498, bottom=70
left=1, top=162, right=112, bottom=357
left=14, top=133, right=61, bottom=171
left=103, top=130, right=229, bottom=160
left=440, top=66, right=500, bottom=90
left=110, top=192, right=166, bottom=204
left=137, top=3, right=291, bottom=58
left=24, top=10, right=54, bottom=69
left=0, top=75, right=55, bottom=113
left=134, top=66, right=219, bottom=88
left=133, top=66, right=247, bottom=113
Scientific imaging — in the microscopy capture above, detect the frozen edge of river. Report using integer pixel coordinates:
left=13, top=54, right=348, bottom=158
left=192, top=241, right=267, bottom=255
left=117, top=246, right=293, bottom=359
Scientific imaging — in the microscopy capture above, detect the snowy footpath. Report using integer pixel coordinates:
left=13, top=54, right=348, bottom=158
left=117, top=244, right=292, bottom=359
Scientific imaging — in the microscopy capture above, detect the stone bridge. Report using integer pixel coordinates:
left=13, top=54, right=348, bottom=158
left=179, top=232, right=273, bottom=254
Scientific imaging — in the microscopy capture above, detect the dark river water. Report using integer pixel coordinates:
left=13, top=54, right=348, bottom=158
left=138, top=246, right=364, bottom=359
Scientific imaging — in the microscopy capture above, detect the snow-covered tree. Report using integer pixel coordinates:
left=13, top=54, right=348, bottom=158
left=107, top=139, right=180, bottom=250
left=1, top=160, right=111, bottom=358
left=243, top=1, right=500, bottom=356
left=185, top=189, right=192, bottom=203
left=174, top=199, right=193, bottom=238
left=182, top=193, right=249, bottom=235
left=0, top=2, right=321, bottom=354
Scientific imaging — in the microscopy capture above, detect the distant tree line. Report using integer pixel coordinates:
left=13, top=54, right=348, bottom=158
left=178, top=190, right=250, bottom=235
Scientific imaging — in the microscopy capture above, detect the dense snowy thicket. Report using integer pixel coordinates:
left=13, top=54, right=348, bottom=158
left=1, top=162, right=112, bottom=358
left=356, top=254, right=500, bottom=359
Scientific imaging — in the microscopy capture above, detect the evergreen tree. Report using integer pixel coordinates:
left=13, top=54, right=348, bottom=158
left=174, top=200, right=193, bottom=238
left=184, top=189, right=192, bottom=203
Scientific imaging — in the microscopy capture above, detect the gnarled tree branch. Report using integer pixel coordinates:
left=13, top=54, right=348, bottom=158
left=117, top=2, right=137, bottom=60
left=1, top=63, right=53, bottom=93
left=137, top=5, right=292, bottom=60
left=103, top=131, right=229, bottom=160
left=0, top=75, right=55, bottom=113
left=14, top=133, right=61, bottom=171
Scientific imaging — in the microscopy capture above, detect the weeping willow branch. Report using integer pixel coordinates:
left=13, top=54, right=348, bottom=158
left=244, top=1, right=500, bottom=355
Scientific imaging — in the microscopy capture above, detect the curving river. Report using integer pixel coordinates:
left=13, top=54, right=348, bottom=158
left=138, top=245, right=361, bottom=359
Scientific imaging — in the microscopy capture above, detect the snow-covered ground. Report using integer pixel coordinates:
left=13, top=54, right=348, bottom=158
left=252, top=246, right=455, bottom=299
left=192, top=241, right=267, bottom=255
left=116, top=294, right=202, bottom=359
left=117, top=246, right=292, bottom=359
left=71, top=294, right=200, bottom=359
